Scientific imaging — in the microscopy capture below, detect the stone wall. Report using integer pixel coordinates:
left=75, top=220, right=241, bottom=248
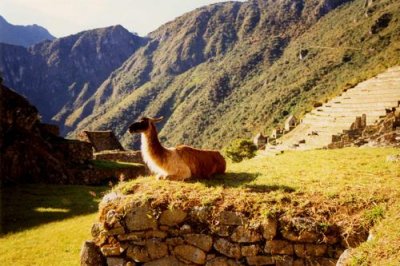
left=78, top=131, right=124, bottom=152
left=328, top=109, right=400, bottom=149
left=94, top=150, right=144, bottom=164
left=81, top=196, right=358, bottom=266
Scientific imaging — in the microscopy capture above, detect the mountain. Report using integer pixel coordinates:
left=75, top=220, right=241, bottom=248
left=0, top=25, right=146, bottom=134
left=1, top=0, right=399, bottom=150
left=70, top=0, right=400, bottom=149
left=0, top=15, right=55, bottom=47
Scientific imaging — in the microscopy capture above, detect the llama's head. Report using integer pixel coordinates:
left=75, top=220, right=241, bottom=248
left=128, top=116, right=163, bottom=134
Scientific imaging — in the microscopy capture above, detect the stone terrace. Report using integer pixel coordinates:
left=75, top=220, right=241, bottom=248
left=266, top=66, right=400, bottom=153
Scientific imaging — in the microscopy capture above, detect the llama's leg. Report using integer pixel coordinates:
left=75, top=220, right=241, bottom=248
left=156, top=174, right=166, bottom=180
left=164, top=166, right=191, bottom=181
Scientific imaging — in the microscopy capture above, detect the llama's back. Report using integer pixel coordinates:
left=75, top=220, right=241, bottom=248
left=176, top=145, right=226, bottom=178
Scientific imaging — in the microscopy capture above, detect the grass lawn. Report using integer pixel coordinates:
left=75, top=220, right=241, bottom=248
left=0, top=185, right=108, bottom=266
left=0, top=147, right=398, bottom=265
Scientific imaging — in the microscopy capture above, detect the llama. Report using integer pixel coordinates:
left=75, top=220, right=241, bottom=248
left=128, top=116, right=226, bottom=181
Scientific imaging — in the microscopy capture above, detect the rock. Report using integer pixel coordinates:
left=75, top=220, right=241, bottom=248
left=264, top=240, right=294, bottom=255
left=126, top=240, right=167, bottom=263
left=184, top=234, right=213, bottom=251
left=214, top=238, right=241, bottom=259
left=241, top=245, right=259, bottom=257
left=387, top=154, right=400, bottom=162
left=231, top=226, right=262, bottom=243
left=100, top=244, right=122, bottom=256
left=174, top=244, right=207, bottom=264
left=281, top=230, right=319, bottom=243
left=294, top=244, right=327, bottom=258
left=166, top=237, right=185, bottom=248
left=143, top=256, right=187, bottom=266
left=336, top=249, right=353, bottom=266
left=212, top=225, right=231, bottom=237
left=293, top=259, right=305, bottom=266
left=160, top=209, right=187, bottom=226
left=246, top=256, right=275, bottom=265
left=118, top=230, right=167, bottom=241
left=146, top=240, right=169, bottom=260
left=274, top=255, right=294, bottom=266
left=126, top=245, right=150, bottom=262
left=124, top=204, right=157, bottom=231
left=206, top=257, right=242, bottom=266
left=261, top=219, right=278, bottom=240
left=103, top=226, right=125, bottom=236
left=308, top=258, right=336, bottom=266
left=80, top=241, right=105, bottom=266
left=91, top=223, right=102, bottom=238
left=106, top=257, right=126, bottom=266
left=190, top=206, right=211, bottom=223
left=219, top=211, right=246, bottom=225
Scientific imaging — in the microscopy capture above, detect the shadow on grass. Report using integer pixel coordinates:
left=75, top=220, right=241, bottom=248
left=243, top=184, right=296, bottom=193
left=196, top=172, right=296, bottom=193
left=198, top=172, right=260, bottom=188
left=0, top=184, right=108, bottom=235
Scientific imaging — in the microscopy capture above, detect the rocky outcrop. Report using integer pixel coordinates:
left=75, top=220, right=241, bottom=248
left=80, top=193, right=364, bottom=265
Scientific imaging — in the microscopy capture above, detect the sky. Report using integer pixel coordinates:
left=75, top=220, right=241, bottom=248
left=0, top=0, right=243, bottom=37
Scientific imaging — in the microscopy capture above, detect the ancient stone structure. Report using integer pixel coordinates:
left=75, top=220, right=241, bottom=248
left=265, top=66, right=400, bottom=154
left=0, top=83, right=146, bottom=185
left=94, top=150, right=144, bottom=164
left=284, top=116, right=297, bottom=132
left=81, top=192, right=367, bottom=266
left=328, top=109, right=400, bottom=149
left=253, top=133, right=268, bottom=150
left=78, top=131, right=124, bottom=152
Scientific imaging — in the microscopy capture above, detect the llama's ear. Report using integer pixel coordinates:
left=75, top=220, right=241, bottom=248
left=150, top=116, right=164, bottom=123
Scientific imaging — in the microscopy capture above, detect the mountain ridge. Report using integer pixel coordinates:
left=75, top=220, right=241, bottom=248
left=0, top=15, right=55, bottom=47
left=0, top=25, right=146, bottom=134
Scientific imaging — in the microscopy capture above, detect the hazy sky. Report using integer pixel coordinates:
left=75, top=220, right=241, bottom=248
left=0, top=0, right=243, bottom=37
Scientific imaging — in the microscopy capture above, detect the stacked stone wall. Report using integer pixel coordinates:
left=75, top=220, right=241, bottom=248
left=94, top=150, right=144, bottom=164
left=81, top=197, right=362, bottom=266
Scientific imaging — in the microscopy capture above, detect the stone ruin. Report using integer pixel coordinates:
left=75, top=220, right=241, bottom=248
left=78, top=131, right=144, bottom=165
left=253, top=133, right=268, bottom=150
left=284, top=116, right=297, bottom=132
left=0, top=83, right=146, bottom=185
left=328, top=108, right=400, bottom=149
left=81, top=192, right=366, bottom=266
left=78, top=131, right=125, bottom=152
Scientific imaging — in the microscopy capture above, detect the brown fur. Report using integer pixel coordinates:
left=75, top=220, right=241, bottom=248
left=129, top=117, right=226, bottom=180
left=176, top=145, right=226, bottom=179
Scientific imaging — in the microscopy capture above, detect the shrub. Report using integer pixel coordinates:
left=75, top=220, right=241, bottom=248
left=223, top=139, right=257, bottom=163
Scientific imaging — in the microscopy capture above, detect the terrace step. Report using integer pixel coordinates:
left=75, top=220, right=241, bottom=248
left=264, top=66, right=400, bottom=154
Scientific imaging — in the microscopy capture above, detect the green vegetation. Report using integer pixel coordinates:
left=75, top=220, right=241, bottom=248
left=71, top=0, right=400, bottom=150
left=223, top=138, right=258, bottom=162
left=0, top=148, right=399, bottom=265
left=115, top=147, right=400, bottom=264
left=0, top=185, right=108, bottom=265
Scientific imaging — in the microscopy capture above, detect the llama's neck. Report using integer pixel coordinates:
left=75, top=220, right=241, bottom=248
left=141, top=123, right=167, bottom=169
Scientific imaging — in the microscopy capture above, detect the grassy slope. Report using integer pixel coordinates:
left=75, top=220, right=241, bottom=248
left=0, top=148, right=398, bottom=265
left=71, top=0, right=400, bottom=150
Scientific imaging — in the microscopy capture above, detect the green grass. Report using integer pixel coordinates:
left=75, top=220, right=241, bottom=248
left=0, top=185, right=108, bottom=266
left=115, top=147, right=400, bottom=264
left=0, top=148, right=399, bottom=265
